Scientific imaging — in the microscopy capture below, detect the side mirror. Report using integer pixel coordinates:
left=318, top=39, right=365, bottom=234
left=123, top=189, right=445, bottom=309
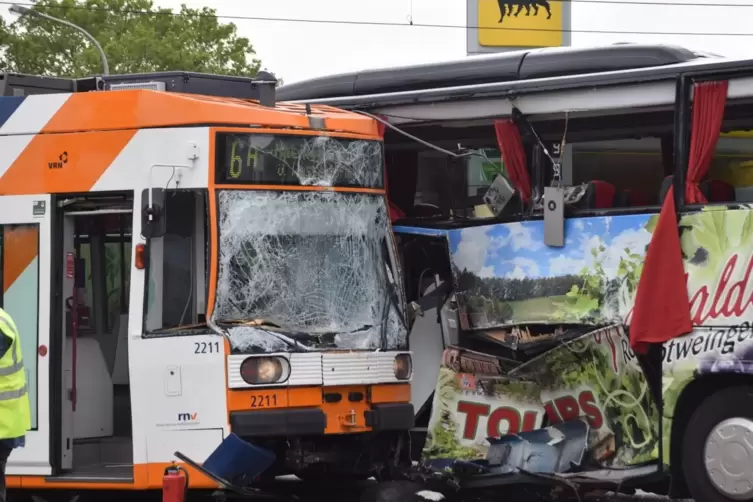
left=141, top=188, right=167, bottom=239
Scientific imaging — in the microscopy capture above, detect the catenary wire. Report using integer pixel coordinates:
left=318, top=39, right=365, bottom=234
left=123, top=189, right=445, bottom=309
left=9, top=0, right=753, bottom=11
left=4, top=0, right=753, bottom=38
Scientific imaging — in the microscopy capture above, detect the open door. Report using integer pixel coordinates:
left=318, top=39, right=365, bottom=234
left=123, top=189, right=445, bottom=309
left=3, top=195, right=53, bottom=476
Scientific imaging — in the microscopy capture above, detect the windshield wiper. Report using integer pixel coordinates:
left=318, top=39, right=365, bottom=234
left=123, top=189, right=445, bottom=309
left=218, top=318, right=282, bottom=329
left=319, top=324, right=374, bottom=337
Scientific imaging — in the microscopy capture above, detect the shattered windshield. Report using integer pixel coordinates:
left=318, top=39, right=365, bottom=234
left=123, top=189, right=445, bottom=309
left=214, top=190, right=407, bottom=353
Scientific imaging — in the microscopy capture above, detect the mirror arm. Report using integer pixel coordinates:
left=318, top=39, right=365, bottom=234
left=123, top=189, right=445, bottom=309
left=148, top=162, right=195, bottom=215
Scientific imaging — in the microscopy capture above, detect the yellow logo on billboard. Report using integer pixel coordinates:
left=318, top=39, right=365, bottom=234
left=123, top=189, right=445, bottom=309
left=478, top=0, right=563, bottom=48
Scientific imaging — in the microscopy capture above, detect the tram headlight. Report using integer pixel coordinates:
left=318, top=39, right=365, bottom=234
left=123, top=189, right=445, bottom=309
left=393, top=354, right=412, bottom=380
left=240, top=356, right=289, bottom=385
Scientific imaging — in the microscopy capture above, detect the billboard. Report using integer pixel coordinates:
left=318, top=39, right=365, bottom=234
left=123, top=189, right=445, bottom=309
left=467, top=0, right=571, bottom=54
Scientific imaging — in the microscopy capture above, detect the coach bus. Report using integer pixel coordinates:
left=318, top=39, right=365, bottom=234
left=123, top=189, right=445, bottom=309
left=279, top=44, right=753, bottom=502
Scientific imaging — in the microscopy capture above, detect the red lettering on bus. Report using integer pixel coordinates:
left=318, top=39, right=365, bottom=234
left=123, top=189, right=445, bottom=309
left=554, top=395, right=580, bottom=422
left=487, top=407, right=520, bottom=438
left=457, top=401, right=490, bottom=440
left=544, top=401, right=561, bottom=424
left=578, top=390, right=604, bottom=429
left=456, top=390, right=606, bottom=441
left=626, top=253, right=753, bottom=328
left=543, top=390, right=605, bottom=429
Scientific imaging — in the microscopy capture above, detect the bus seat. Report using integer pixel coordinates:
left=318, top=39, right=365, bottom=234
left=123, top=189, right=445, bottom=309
left=659, top=176, right=674, bottom=203
left=614, top=188, right=650, bottom=208
left=406, top=203, right=444, bottom=218
left=627, top=189, right=651, bottom=206
left=700, top=179, right=736, bottom=203
left=614, top=190, right=631, bottom=208
left=577, top=180, right=616, bottom=209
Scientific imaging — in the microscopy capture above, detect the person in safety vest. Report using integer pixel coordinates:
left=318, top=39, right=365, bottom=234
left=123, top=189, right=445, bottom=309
left=0, top=307, right=30, bottom=502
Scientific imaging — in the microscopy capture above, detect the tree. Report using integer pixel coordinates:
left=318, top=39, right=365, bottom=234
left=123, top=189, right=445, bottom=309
left=0, top=0, right=263, bottom=78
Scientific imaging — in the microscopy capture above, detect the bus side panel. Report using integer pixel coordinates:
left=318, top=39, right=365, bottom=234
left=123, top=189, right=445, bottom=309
left=421, top=326, right=658, bottom=469
left=657, top=205, right=753, bottom=464
left=129, top=335, right=228, bottom=488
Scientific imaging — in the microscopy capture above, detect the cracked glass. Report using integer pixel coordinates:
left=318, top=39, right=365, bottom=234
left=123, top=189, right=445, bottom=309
left=214, top=190, right=406, bottom=353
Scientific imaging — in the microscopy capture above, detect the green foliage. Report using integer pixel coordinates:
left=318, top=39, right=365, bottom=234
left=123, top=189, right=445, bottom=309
left=520, top=334, right=661, bottom=466
left=0, top=0, right=262, bottom=77
left=678, top=209, right=753, bottom=282
left=553, top=245, right=607, bottom=322
left=660, top=366, right=695, bottom=463
left=553, top=241, right=644, bottom=323
left=422, top=411, right=480, bottom=461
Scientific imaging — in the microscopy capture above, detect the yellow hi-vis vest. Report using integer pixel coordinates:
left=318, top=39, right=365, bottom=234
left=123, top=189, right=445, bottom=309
left=0, top=308, right=31, bottom=439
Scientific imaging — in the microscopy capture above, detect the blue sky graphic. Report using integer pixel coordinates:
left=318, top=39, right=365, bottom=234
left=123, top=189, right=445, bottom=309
left=430, top=213, right=655, bottom=280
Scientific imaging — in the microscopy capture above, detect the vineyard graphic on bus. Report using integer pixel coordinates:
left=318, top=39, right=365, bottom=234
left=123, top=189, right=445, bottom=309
left=421, top=205, right=753, bottom=466
left=423, top=325, right=659, bottom=468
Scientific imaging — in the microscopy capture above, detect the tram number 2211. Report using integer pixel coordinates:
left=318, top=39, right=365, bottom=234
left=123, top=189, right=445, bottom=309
left=195, top=341, right=221, bottom=354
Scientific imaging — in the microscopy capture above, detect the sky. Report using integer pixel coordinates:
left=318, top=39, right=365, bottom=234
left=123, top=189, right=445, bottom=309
left=152, top=0, right=753, bottom=84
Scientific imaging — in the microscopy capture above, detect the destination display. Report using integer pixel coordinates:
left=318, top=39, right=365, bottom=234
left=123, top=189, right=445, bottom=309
left=215, top=132, right=384, bottom=188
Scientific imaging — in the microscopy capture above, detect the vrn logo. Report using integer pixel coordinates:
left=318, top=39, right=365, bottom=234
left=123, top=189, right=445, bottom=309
left=48, top=151, right=68, bottom=169
left=177, top=412, right=198, bottom=422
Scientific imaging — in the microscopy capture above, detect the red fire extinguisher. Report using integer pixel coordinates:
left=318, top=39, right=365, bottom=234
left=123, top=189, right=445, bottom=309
left=163, top=465, right=189, bottom=502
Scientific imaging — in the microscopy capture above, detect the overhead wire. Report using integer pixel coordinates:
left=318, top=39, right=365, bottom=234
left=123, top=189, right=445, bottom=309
left=4, top=0, right=753, bottom=37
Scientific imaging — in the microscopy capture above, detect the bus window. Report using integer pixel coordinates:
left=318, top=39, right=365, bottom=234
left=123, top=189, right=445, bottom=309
left=144, top=189, right=208, bottom=333
left=705, top=133, right=753, bottom=204
left=682, top=101, right=753, bottom=206
left=532, top=110, right=675, bottom=211
left=1, top=225, right=40, bottom=430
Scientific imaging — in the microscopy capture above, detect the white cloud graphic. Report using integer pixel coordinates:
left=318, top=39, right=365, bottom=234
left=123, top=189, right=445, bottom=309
left=454, top=226, right=491, bottom=274
left=487, top=222, right=542, bottom=257
left=549, top=254, right=587, bottom=276
left=505, top=256, right=541, bottom=278
left=508, top=266, right=527, bottom=279
left=547, top=226, right=651, bottom=278
left=479, top=265, right=496, bottom=278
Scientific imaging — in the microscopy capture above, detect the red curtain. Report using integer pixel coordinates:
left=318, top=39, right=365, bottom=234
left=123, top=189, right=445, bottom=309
left=494, top=119, right=532, bottom=203
left=630, top=80, right=728, bottom=353
left=685, top=81, right=729, bottom=204
left=376, top=117, right=405, bottom=222
left=629, top=185, right=692, bottom=354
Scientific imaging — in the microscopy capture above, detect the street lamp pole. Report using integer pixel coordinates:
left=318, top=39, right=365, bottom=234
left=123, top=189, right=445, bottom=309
left=9, top=4, right=110, bottom=75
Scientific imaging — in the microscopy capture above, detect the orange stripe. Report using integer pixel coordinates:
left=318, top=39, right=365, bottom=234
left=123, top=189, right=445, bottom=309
left=0, top=130, right=136, bottom=195
left=206, top=189, right=218, bottom=321
left=227, top=387, right=322, bottom=412
left=3, top=226, right=39, bottom=293
left=371, top=384, right=411, bottom=404
left=39, top=91, right=379, bottom=138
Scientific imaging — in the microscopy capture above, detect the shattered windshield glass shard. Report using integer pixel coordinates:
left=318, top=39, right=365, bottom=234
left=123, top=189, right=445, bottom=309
left=292, top=135, right=382, bottom=187
left=228, top=326, right=295, bottom=353
left=215, top=190, right=407, bottom=352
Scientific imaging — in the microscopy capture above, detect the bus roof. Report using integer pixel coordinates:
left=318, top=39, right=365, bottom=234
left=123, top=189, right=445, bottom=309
left=0, top=71, right=379, bottom=137
left=276, top=43, right=752, bottom=109
left=0, top=89, right=378, bottom=137
left=276, top=44, right=707, bottom=101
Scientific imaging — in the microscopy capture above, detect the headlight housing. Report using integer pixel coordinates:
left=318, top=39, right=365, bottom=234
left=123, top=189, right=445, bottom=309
left=240, top=356, right=290, bottom=385
left=393, top=353, right=412, bottom=380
